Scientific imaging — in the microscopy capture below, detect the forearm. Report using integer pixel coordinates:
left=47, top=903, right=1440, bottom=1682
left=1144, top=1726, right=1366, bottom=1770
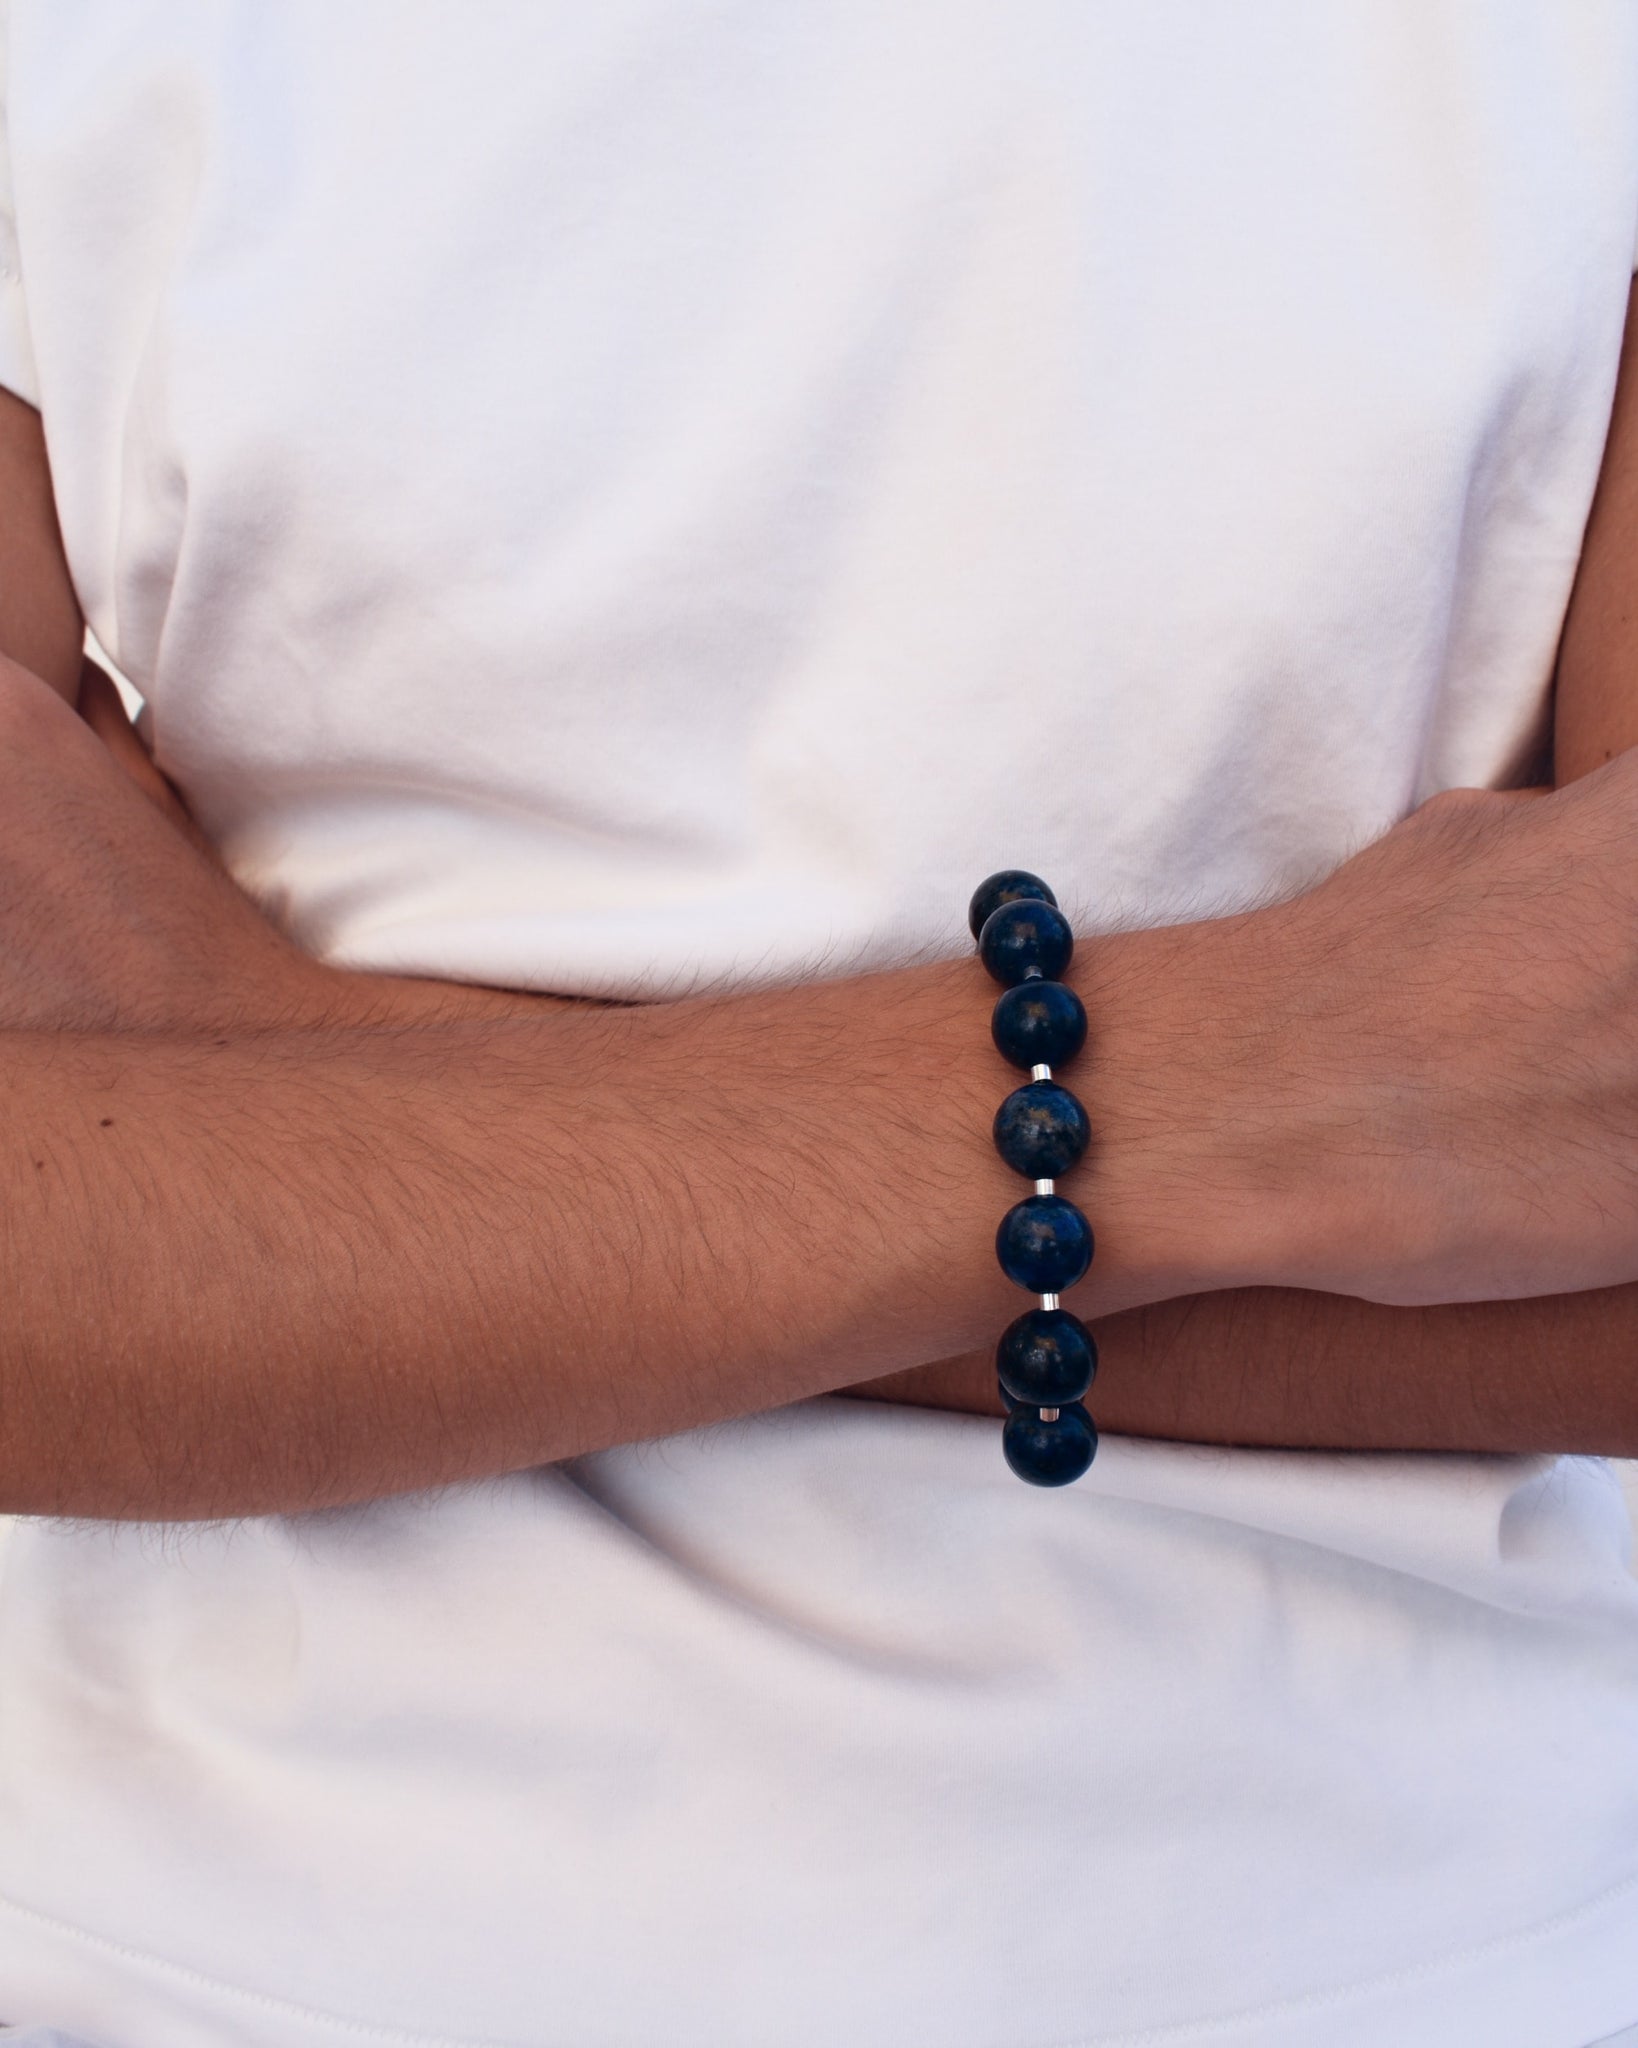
left=0, top=946, right=1229, bottom=1520
left=857, top=1281, right=1638, bottom=1456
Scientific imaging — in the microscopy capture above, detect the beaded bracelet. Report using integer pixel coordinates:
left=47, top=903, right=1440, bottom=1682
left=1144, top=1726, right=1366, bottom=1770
left=970, top=871, right=1098, bottom=1487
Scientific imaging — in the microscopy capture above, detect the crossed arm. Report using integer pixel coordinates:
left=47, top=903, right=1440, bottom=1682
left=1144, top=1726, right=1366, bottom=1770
left=6, top=286, right=1638, bottom=1520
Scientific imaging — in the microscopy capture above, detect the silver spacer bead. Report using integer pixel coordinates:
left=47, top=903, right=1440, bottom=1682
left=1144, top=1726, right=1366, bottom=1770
left=1040, top=1406, right=1061, bottom=1422
left=1039, top=1292, right=1060, bottom=1311
left=1034, top=1177, right=1054, bottom=1196
left=1030, top=1063, right=1052, bottom=1082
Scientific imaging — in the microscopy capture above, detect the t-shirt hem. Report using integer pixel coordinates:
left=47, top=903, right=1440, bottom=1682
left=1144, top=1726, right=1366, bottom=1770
left=1052, top=1862, right=1638, bottom=2048
left=0, top=1865, right=1636, bottom=2048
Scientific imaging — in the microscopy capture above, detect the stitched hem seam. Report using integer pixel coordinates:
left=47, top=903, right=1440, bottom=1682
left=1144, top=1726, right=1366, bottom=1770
left=2, top=1864, right=1638, bottom=2048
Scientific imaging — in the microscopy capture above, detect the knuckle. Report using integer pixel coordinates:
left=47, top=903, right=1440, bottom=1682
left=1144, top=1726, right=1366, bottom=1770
left=1415, top=784, right=1497, bottom=822
left=1404, top=785, right=1518, bottom=863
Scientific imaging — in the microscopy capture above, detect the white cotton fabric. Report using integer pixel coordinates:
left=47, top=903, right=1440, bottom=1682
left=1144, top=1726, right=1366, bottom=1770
left=3, top=3, right=1638, bottom=2044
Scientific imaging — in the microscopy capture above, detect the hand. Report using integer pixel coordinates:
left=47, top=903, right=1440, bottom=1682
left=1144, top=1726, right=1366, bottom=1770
left=1087, top=760, right=1638, bottom=1307
left=0, top=655, right=340, bottom=1032
left=0, top=656, right=542, bottom=1034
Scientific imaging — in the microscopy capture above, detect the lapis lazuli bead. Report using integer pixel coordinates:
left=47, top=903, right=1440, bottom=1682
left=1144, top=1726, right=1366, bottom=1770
left=967, top=870, right=1057, bottom=944
left=995, top=1194, right=1094, bottom=1293
left=1002, top=1401, right=1097, bottom=1486
left=991, top=979, right=1087, bottom=1071
left=978, top=897, right=1074, bottom=988
left=996, top=1306, right=1097, bottom=1407
left=993, top=1080, right=1091, bottom=1179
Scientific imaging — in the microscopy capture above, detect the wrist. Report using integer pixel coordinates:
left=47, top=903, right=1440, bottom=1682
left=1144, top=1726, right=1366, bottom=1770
left=1070, top=915, right=1317, bottom=1314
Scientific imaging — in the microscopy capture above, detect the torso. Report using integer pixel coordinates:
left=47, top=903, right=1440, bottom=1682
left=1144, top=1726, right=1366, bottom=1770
left=3, top=4, right=1638, bottom=2042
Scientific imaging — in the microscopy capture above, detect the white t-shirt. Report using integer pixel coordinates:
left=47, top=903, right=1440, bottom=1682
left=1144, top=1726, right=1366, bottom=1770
left=3, top=5, right=1638, bottom=2045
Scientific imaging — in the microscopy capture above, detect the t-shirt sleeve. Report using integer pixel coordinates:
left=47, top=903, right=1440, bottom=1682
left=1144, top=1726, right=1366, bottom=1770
left=0, top=21, right=39, bottom=408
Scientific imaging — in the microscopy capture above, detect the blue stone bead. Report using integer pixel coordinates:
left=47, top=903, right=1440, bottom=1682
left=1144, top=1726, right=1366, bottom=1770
left=991, top=980, right=1087, bottom=1071
left=992, top=1081, right=1091, bottom=1179
left=967, top=870, right=1057, bottom=943
left=978, top=898, right=1074, bottom=988
left=995, top=1194, right=1094, bottom=1292
left=996, top=1307, right=1097, bottom=1406
left=1002, top=1401, right=1097, bottom=1486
